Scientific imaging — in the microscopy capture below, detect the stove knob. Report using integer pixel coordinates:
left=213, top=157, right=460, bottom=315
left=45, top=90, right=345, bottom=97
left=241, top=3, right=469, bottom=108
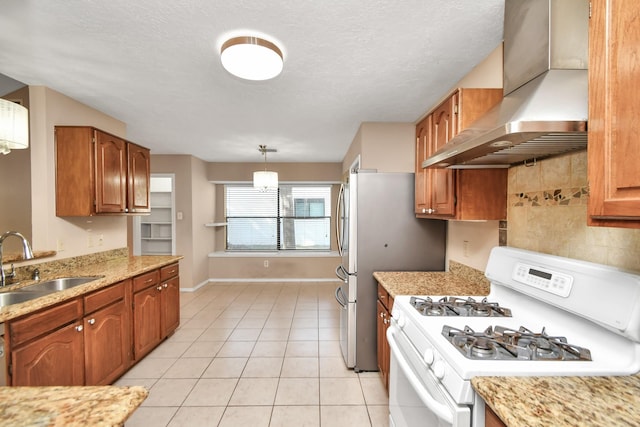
left=432, top=360, right=445, bottom=380
left=423, top=348, right=435, bottom=365
left=395, top=312, right=406, bottom=328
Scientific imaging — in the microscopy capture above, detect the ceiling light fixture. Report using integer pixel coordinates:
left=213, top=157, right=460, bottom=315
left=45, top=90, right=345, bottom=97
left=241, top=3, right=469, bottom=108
left=220, top=36, right=283, bottom=81
left=253, top=145, right=278, bottom=192
left=0, top=98, right=29, bottom=155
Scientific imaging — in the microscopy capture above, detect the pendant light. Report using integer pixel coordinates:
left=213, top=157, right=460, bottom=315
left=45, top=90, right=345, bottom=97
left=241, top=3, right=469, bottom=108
left=0, top=98, right=29, bottom=155
left=253, top=145, right=278, bottom=191
left=220, top=36, right=284, bottom=81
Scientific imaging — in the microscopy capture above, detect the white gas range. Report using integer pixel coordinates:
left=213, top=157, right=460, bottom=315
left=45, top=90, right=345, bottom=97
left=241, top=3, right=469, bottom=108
left=387, top=247, right=640, bottom=427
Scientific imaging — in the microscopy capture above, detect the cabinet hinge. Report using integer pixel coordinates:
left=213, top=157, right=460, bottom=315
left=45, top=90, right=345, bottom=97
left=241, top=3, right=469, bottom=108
left=453, top=104, right=459, bottom=114
left=588, top=1, right=592, bottom=18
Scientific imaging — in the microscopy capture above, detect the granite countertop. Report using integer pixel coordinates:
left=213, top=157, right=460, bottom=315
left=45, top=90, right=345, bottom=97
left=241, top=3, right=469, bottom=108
left=0, top=385, right=148, bottom=426
left=373, top=261, right=491, bottom=297
left=473, top=375, right=640, bottom=427
left=0, top=254, right=182, bottom=322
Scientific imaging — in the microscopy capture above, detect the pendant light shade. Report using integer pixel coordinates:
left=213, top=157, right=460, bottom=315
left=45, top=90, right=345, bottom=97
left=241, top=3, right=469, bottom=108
left=254, top=145, right=278, bottom=191
left=0, top=98, right=29, bottom=155
left=221, top=36, right=283, bottom=81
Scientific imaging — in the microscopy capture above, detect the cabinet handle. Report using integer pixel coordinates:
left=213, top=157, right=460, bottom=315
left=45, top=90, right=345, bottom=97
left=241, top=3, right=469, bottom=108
left=157, top=286, right=163, bottom=291
left=145, top=278, right=153, bottom=283
left=427, top=208, right=436, bottom=214
left=380, top=312, right=385, bottom=318
left=87, top=318, right=96, bottom=325
left=163, top=283, right=168, bottom=288
left=76, top=325, right=83, bottom=332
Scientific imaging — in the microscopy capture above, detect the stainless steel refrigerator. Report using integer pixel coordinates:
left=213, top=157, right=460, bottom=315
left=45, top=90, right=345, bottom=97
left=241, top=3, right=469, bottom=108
left=334, top=170, right=446, bottom=372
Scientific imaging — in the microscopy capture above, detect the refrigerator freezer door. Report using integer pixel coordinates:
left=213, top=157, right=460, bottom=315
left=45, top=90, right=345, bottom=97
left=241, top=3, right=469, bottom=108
left=352, top=172, right=446, bottom=372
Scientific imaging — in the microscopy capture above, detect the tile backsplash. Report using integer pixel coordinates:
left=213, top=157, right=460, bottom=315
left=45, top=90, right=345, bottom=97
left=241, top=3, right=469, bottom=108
left=507, top=151, right=640, bottom=273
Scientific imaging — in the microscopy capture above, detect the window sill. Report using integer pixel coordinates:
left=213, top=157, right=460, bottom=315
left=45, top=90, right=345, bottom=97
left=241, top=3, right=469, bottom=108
left=208, top=251, right=339, bottom=258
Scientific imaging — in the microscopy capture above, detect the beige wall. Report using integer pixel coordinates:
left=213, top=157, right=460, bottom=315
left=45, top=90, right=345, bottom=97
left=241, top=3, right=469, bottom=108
left=14, top=86, right=128, bottom=262
left=207, top=162, right=342, bottom=182
left=209, top=255, right=338, bottom=281
left=507, top=151, right=640, bottom=273
left=342, top=122, right=415, bottom=173
left=151, top=155, right=215, bottom=289
left=149, top=160, right=342, bottom=284
left=0, top=87, right=32, bottom=252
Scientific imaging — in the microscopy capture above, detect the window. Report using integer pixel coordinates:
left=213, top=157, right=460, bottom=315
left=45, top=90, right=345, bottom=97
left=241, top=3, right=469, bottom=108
left=225, top=185, right=332, bottom=251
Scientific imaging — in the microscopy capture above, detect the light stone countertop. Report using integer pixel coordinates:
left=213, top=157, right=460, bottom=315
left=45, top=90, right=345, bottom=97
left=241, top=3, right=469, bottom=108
left=373, top=261, right=491, bottom=297
left=374, top=263, right=640, bottom=427
left=0, top=385, right=148, bottom=426
left=472, top=375, right=640, bottom=427
left=0, top=254, right=182, bottom=322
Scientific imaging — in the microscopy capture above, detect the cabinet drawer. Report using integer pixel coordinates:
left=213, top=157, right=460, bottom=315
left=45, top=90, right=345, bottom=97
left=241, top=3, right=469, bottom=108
left=133, top=270, right=160, bottom=292
left=84, top=280, right=127, bottom=314
left=160, top=263, right=179, bottom=282
left=10, top=299, right=83, bottom=347
left=377, top=283, right=390, bottom=310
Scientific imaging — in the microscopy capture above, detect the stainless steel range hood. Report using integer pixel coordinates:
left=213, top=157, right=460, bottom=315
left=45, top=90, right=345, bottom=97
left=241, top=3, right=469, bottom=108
left=423, top=0, right=589, bottom=169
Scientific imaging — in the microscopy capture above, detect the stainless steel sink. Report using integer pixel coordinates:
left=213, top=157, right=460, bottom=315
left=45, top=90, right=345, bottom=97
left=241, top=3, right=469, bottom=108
left=0, top=291, right=51, bottom=307
left=22, top=276, right=103, bottom=293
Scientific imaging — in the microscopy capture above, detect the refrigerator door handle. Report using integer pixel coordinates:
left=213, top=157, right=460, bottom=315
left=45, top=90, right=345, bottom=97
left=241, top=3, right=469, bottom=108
left=335, top=183, right=345, bottom=257
left=334, top=285, right=348, bottom=308
left=335, top=264, right=348, bottom=282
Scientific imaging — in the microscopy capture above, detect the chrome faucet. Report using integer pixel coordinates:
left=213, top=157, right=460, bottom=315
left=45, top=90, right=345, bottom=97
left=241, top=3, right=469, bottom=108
left=0, top=231, right=34, bottom=287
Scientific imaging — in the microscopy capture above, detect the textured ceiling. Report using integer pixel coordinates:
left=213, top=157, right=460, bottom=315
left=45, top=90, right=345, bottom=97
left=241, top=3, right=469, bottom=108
left=0, top=0, right=504, bottom=162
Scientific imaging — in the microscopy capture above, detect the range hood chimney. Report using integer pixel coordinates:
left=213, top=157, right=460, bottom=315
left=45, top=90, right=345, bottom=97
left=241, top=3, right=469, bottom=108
left=423, top=0, right=589, bottom=169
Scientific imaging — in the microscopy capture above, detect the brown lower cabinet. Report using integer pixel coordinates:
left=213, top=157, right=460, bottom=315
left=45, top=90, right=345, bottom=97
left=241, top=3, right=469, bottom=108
left=485, top=404, right=507, bottom=427
left=7, top=263, right=180, bottom=386
left=133, top=263, right=180, bottom=360
left=376, top=283, right=393, bottom=390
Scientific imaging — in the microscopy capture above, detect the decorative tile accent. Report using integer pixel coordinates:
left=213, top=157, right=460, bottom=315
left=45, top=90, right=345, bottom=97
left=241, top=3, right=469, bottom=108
left=511, top=186, right=589, bottom=208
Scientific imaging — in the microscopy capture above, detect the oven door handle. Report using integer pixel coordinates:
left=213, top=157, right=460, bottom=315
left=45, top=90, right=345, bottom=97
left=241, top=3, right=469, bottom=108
left=387, top=325, right=454, bottom=424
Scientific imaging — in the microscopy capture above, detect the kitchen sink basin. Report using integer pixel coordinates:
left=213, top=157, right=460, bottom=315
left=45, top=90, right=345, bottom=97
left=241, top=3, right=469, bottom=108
left=21, top=276, right=103, bottom=293
left=0, top=291, right=51, bottom=307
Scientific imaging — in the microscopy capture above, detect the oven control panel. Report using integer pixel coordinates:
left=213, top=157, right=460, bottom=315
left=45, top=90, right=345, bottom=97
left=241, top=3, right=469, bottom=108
left=512, top=262, right=573, bottom=297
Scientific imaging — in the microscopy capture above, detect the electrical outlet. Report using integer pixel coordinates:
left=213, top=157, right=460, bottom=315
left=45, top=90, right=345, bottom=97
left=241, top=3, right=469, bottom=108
left=98, top=234, right=104, bottom=246
left=57, top=239, right=65, bottom=252
left=463, top=240, right=470, bottom=257
left=264, top=260, right=269, bottom=268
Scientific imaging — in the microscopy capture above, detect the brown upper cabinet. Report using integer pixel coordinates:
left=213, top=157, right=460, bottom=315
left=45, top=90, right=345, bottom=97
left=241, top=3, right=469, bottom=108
left=55, top=126, right=151, bottom=216
left=587, top=0, right=640, bottom=228
left=416, top=88, right=507, bottom=220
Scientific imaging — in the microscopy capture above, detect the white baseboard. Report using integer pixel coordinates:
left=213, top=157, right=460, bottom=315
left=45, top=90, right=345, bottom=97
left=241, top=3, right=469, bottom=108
left=179, top=279, right=212, bottom=293
left=180, top=278, right=341, bottom=292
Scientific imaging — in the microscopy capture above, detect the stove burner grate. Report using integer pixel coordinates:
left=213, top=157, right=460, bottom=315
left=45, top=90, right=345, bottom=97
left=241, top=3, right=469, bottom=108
left=410, top=296, right=512, bottom=317
left=442, top=325, right=592, bottom=361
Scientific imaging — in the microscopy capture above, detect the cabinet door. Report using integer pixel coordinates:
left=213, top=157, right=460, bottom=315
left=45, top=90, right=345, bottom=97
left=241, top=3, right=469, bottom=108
left=84, top=298, right=131, bottom=385
left=133, top=285, right=162, bottom=360
left=161, top=276, right=180, bottom=337
left=95, top=130, right=127, bottom=213
left=376, top=299, right=388, bottom=387
left=128, top=143, right=151, bottom=213
left=588, top=0, right=640, bottom=226
left=11, top=322, right=85, bottom=386
left=429, top=95, right=456, bottom=217
left=415, top=115, right=432, bottom=215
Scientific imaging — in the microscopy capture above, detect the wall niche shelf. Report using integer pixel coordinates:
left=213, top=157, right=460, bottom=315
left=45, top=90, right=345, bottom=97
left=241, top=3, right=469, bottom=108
left=138, top=176, right=175, bottom=255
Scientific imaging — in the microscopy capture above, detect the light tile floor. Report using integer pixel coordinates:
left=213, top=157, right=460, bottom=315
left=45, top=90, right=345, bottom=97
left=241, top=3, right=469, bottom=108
left=116, top=282, right=389, bottom=427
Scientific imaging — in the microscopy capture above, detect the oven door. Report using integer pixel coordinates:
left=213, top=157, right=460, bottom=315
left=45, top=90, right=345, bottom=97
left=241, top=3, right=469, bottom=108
left=387, top=324, right=471, bottom=427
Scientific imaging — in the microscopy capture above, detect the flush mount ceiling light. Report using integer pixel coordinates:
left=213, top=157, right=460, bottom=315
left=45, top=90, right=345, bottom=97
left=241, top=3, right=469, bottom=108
left=253, top=145, right=278, bottom=191
left=0, top=98, right=29, bottom=155
left=220, top=36, right=283, bottom=81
